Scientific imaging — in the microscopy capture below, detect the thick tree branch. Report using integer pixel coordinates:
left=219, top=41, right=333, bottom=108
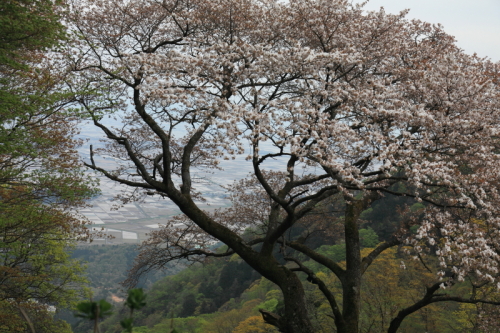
left=361, top=238, right=401, bottom=274
left=285, top=256, right=346, bottom=331
left=131, top=80, right=175, bottom=187
left=180, top=124, right=209, bottom=196
left=286, top=241, right=346, bottom=281
left=84, top=160, right=155, bottom=189
left=387, top=282, right=442, bottom=333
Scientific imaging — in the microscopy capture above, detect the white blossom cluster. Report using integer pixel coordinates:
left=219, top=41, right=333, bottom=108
left=407, top=208, right=500, bottom=286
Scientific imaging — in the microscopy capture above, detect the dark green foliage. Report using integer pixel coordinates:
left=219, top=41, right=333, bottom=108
left=75, top=289, right=147, bottom=333
left=125, top=288, right=147, bottom=311
left=218, top=258, right=260, bottom=299
left=359, top=193, right=415, bottom=241
left=359, top=227, right=379, bottom=248
left=121, top=289, right=147, bottom=333
left=312, top=228, right=380, bottom=265
left=317, top=244, right=347, bottom=262
left=180, top=294, right=198, bottom=318
left=75, top=300, right=113, bottom=320
left=120, top=318, right=134, bottom=332
left=74, top=299, right=113, bottom=333
left=410, top=203, right=425, bottom=212
left=0, top=0, right=65, bottom=69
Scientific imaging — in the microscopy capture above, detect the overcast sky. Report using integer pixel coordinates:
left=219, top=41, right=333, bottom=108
left=354, top=0, right=500, bottom=61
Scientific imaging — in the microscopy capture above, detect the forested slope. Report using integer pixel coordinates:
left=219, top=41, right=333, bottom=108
left=59, top=245, right=180, bottom=332
left=71, top=202, right=490, bottom=333
left=71, top=245, right=183, bottom=301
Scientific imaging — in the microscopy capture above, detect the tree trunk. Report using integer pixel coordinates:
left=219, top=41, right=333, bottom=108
left=342, top=199, right=365, bottom=333
left=278, top=270, right=316, bottom=333
left=255, top=256, right=315, bottom=333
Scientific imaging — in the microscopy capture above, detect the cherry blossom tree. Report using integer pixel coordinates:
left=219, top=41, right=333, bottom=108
left=67, top=0, right=500, bottom=332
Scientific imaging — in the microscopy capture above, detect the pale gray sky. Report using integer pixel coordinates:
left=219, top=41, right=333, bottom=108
left=355, top=0, right=500, bottom=61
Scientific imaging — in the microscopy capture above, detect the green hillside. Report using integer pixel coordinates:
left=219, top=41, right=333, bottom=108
left=71, top=223, right=487, bottom=333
